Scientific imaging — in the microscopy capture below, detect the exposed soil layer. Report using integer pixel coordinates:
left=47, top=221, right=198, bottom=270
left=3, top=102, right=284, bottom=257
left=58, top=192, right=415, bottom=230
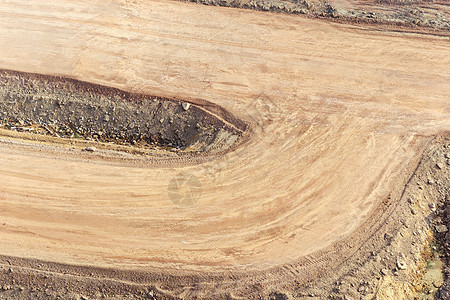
left=437, top=185, right=450, bottom=298
left=0, top=69, right=243, bottom=155
left=0, top=0, right=449, bottom=299
left=183, top=0, right=449, bottom=35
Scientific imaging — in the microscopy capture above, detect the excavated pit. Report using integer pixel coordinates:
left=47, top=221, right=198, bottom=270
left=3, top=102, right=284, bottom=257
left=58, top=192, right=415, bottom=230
left=0, top=69, right=245, bottom=155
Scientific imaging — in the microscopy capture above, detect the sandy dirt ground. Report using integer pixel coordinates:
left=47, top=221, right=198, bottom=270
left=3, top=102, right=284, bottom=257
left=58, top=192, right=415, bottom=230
left=0, top=0, right=449, bottom=298
left=185, top=0, right=450, bottom=33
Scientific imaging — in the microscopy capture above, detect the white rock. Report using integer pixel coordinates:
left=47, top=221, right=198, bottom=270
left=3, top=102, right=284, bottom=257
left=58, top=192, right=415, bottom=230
left=435, top=224, right=448, bottom=233
left=429, top=203, right=436, bottom=211
left=84, top=146, right=96, bottom=152
left=396, top=259, right=407, bottom=270
left=182, top=102, right=190, bottom=111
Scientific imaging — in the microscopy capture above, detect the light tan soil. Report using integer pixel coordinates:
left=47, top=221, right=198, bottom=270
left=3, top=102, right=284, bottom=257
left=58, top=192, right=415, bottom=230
left=183, top=0, right=450, bottom=34
left=0, top=136, right=448, bottom=299
left=0, top=0, right=448, bottom=298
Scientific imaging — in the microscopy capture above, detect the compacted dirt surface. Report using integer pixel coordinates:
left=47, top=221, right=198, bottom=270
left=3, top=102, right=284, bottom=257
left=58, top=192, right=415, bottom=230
left=0, top=0, right=449, bottom=299
left=185, top=0, right=450, bottom=34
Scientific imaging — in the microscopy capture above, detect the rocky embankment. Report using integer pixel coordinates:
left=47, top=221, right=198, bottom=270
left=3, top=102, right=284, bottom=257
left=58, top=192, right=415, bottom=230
left=0, top=69, right=243, bottom=154
left=184, top=0, right=449, bottom=33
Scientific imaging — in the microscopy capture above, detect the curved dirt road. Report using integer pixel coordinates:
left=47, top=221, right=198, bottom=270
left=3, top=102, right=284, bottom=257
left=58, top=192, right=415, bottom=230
left=0, top=0, right=449, bottom=297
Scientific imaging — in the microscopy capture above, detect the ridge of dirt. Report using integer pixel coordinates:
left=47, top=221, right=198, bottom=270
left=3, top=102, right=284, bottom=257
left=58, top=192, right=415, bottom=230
left=0, top=69, right=245, bottom=156
left=436, top=177, right=450, bottom=298
left=0, top=0, right=448, bottom=298
left=182, top=0, right=449, bottom=36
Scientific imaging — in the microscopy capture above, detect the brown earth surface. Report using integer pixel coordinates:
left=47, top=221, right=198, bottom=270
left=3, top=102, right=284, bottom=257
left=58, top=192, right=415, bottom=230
left=0, top=0, right=449, bottom=299
left=184, top=0, right=450, bottom=34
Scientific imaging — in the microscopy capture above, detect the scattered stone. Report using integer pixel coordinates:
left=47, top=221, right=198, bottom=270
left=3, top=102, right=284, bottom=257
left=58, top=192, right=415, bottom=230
left=182, top=102, right=190, bottom=111
left=435, top=224, right=448, bottom=233
left=381, top=268, right=389, bottom=276
left=396, top=259, right=407, bottom=270
left=427, top=178, right=434, bottom=185
left=83, top=146, right=96, bottom=152
left=436, top=162, right=444, bottom=170
left=429, top=203, right=436, bottom=211
left=384, top=233, right=393, bottom=240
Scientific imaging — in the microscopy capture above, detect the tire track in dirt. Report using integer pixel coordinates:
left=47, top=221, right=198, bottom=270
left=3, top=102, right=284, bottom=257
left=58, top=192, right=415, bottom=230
left=0, top=0, right=449, bottom=298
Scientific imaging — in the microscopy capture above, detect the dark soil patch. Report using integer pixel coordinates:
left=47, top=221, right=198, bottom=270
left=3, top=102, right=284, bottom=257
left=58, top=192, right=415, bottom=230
left=0, top=69, right=244, bottom=154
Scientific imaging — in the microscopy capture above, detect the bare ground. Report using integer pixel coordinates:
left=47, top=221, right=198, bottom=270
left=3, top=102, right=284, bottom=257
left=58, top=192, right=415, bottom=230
left=0, top=0, right=449, bottom=298
left=0, top=135, right=448, bottom=299
left=183, top=0, right=450, bottom=34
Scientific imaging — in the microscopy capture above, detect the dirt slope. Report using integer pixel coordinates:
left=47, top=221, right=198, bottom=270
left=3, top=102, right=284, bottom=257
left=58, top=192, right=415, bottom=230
left=0, top=0, right=449, bottom=298
left=184, top=0, right=450, bottom=33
